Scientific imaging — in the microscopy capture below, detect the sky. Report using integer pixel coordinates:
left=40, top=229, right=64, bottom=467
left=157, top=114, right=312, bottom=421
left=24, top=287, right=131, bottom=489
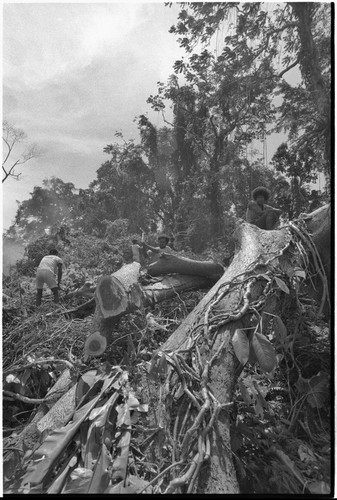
left=2, top=2, right=187, bottom=230
left=2, top=2, right=324, bottom=232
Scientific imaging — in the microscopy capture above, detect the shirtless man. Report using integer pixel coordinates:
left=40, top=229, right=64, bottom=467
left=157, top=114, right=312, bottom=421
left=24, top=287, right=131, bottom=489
left=246, top=186, right=282, bottom=230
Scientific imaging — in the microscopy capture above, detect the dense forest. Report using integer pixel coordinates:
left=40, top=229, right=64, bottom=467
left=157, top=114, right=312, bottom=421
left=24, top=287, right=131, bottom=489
left=3, top=3, right=332, bottom=495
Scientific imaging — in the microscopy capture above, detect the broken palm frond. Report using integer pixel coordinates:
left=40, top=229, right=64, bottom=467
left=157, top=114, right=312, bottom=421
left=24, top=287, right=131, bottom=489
left=4, top=366, right=156, bottom=495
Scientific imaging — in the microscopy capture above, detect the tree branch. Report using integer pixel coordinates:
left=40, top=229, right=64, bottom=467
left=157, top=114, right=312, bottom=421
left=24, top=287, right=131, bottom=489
left=278, top=58, right=300, bottom=78
left=252, top=23, right=298, bottom=60
left=2, top=136, right=14, bottom=166
left=160, top=110, right=212, bottom=159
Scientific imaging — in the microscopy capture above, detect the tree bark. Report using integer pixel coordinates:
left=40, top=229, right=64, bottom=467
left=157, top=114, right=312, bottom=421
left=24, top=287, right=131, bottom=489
left=290, top=3, right=331, bottom=170
left=140, top=222, right=293, bottom=493
left=142, top=206, right=330, bottom=493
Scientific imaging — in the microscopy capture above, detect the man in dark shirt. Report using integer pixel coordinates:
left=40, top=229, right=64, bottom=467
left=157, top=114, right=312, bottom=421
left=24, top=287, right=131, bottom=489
left=246, top=186, right=282, bottom=230
left=143, top=234, right=175, bottom=263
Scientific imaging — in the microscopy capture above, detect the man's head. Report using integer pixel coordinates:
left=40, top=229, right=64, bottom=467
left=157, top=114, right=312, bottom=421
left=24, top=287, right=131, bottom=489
left=49, top=249, right=59, bottom=255
left=157, top=234, right=169, bottom=249
left=132, top=239, right=138, bottom=244
left=252, top=186, right=270, bottom=206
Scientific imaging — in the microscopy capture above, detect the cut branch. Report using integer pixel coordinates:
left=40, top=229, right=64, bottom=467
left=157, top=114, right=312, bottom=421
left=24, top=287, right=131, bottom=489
left=278, top=58, right=300, bottom=78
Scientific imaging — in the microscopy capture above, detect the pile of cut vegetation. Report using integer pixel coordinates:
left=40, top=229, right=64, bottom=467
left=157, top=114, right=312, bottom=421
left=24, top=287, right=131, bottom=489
left=2, top=228, right=331, bottom=494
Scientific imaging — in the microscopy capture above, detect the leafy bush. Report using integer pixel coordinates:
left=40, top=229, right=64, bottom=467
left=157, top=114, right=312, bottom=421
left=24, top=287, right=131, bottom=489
left=16, top=235, right=55, bottom=276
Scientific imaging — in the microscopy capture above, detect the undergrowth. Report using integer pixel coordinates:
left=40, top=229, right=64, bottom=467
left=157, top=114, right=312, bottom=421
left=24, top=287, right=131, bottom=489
left=2, top=231, right=331, bottom=495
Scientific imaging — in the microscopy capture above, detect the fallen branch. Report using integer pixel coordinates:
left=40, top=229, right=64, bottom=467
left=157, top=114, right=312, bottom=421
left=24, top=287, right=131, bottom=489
left=3, top=358, right=76, bottom=378
left=3, top=391, right=45, bottom=405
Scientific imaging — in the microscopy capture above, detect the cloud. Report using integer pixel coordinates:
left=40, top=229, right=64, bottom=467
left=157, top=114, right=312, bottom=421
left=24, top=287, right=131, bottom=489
left=3, top=3, right=143, bottom=85
left=2, top=3, right=184, bottom=229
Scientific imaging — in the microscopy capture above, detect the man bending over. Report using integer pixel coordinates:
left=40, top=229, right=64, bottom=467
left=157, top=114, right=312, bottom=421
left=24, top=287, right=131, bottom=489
left=36, top=249, right=63, bottom=306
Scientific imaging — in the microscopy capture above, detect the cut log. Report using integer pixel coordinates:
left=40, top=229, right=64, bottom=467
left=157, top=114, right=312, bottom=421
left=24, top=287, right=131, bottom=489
left=143, top=274, right=214, bottom=304
left=147, top=252, right=224, bottom=279
left=84, top=263, right=216, bottom=359
left=95, top=262, right=143, bottom=318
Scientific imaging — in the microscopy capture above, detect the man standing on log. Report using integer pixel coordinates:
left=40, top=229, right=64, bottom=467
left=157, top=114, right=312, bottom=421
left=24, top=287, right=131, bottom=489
left=143, top=234, right=175, bottom=263
left=36, top=249, right=63, bottom=306
left=246, top=186, right=282, bottom=230
left=131, top=239, right=142, bottom=263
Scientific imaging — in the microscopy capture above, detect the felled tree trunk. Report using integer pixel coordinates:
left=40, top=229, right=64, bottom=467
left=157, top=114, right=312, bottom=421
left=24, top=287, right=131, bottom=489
left=84, top=262, right=216, bottom=359
left=141, top=205, right=330, bottom=494
left=147, top=223, right=292, bottom=493
left=147, top=253, right=224, bottom=279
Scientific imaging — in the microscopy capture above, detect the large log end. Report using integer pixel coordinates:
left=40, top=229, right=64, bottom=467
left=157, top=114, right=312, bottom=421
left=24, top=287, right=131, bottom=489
left=96, top=275, right=128, bottom=318
left=84, top=331, right=107, bottom=360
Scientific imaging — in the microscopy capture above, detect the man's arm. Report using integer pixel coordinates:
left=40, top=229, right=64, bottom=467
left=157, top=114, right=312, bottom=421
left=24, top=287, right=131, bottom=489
left=142, top=242, right=160, bottom=254
left=264, top=204, right=282, bottom=214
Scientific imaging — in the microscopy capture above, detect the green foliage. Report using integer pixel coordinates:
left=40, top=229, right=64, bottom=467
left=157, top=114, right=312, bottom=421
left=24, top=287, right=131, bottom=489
left=271, top=142, right=327, bottom=218
left=16, top=235, right=52, bottom=276
left=14, top=178, right=77, bottom=240
left=168, top=2, right=331, bottom=178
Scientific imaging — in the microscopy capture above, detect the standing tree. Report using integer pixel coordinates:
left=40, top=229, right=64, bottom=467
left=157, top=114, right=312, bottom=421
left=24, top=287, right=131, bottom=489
left=271, top=142, right=326, bottom=219
left=12, top=177, right=77, bottom=240
left=167, top=2, right=331, bottom=182
left=2, top=120, right=41, bottom=183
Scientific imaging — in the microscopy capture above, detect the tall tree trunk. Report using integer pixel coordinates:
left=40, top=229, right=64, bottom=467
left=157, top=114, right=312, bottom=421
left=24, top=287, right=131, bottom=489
left=290, top=2, right=331, bottom=171
left=208, top=131, right=225, bottom=239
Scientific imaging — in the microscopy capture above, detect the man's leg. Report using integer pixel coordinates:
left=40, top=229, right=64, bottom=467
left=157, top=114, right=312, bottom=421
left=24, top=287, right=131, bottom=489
left=265, top=210, right=279, bottom=230
left=36, top=289, right=43, bottom=306
left=254, top=212, right=268, bottom=229
left=51, top=287, right=59, bottom=303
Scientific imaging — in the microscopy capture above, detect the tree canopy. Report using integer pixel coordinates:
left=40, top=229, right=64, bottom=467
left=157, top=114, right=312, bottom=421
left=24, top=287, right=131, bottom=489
left=3, top=4, right=331, bottom=495
left=6, top=2, right=330, bottom=252
left=2, top=121, right=41, bottom=183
